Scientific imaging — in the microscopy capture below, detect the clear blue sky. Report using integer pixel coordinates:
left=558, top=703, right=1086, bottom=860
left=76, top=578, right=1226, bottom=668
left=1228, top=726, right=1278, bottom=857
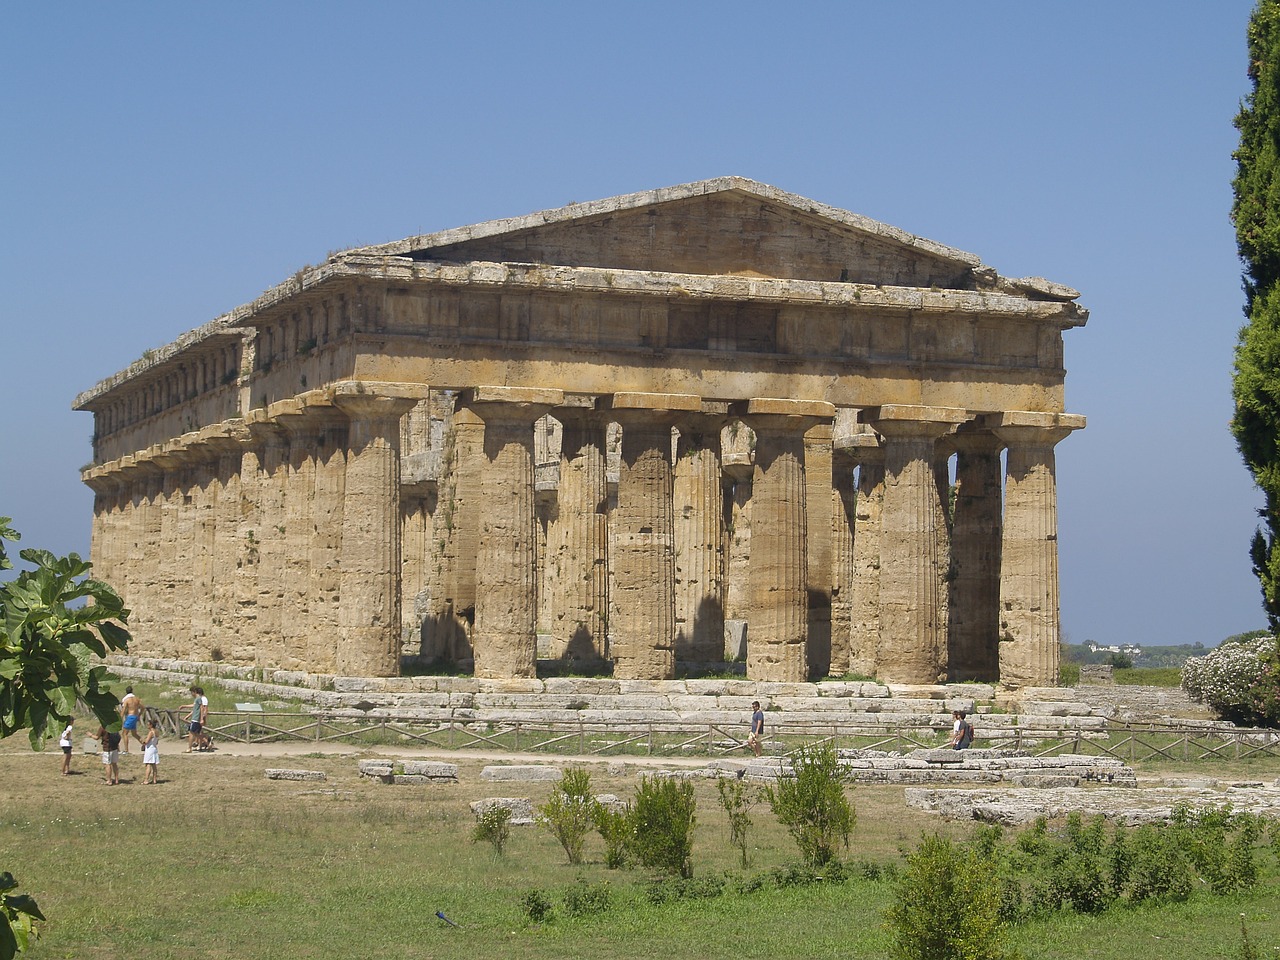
left=0, top=2, right=1263, bottom=647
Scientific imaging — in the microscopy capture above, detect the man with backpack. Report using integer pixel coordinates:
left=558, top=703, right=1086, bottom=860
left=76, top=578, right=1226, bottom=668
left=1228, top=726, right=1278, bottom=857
left=950, top=710, right=975, bottom=750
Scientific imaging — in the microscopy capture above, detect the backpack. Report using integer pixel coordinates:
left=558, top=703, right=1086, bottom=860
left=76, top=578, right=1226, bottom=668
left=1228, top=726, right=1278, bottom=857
left=960, top=720, right=975, bottom=746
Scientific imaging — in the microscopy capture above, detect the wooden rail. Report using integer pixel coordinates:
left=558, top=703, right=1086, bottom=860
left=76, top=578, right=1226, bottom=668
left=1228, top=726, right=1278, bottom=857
left=141, top=709, right=1280, bottom=763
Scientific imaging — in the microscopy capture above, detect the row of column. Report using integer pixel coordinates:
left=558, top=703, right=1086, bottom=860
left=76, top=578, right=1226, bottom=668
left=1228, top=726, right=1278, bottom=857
left=86, top=384, right=1081, bottom=687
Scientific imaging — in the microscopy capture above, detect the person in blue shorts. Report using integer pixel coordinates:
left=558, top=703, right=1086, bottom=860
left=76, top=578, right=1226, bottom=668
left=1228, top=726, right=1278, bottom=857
left=119, top=685, right=144, bottom=753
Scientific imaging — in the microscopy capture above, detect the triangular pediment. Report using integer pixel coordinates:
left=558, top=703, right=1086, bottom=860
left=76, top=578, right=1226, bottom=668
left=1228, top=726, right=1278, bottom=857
left=356, top=177, right=986, bottom=289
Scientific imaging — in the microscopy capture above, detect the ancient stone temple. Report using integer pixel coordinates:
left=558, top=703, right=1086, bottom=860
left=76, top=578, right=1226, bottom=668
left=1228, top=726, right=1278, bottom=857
left=74, top=177, right=1086, bottom=687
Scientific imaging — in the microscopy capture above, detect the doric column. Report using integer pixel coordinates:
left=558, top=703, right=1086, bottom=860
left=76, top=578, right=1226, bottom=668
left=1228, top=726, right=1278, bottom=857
left=151, top=446, right=190, bottom=659
left=332, top=388, right=419, bottom=677
left=233, top=431, right=264, bottom=661
left=549, top=402, right=610, bottom=666
left=462, top=386, right=563, bottom=679
left=275, top=400, right=332, bottom=672
left=309, top=417, right=348, bottom=673
left=948, top=428, right=1005, bottom=681
left=186, top=444, right=219, bottom=660
left=829, top=445, right=857, bottom=676
left=804, top=420, right=835, bottom=676
left=721, top=437, right=753, bottom=663
left=673, top=410, right=727, bottom=667
left=861, top=405, right=969, bottom=684
left=601, top=392, right=700, bottom=680
left=992, top=411, right=1085, bottom=688
left=246, top=416, right=289, bottom=668
left=932, top=438, right=956, bottom=679
left=203, top=423, right=250, bottom=665
left=845, top=433, right=885, bottom=678
left=429, top=401, right=484, bottom=664
left=733, top=398, right=835, bottom=682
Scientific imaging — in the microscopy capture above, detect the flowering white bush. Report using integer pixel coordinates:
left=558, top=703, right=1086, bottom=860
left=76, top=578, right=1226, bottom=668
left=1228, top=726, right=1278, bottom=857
left=1181, top=635, right=1280, bottom=727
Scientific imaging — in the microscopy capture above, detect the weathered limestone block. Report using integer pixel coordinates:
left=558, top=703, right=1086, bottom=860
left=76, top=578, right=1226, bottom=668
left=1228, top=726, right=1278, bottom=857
left=402, top=760, right=459, bottom=780
left=480, top=764, right=564, bottom=782
left=470, top=797, right=535, bottom=825
left=358, top=759, right=395, bottom=781
left=264, top=768, right=328, bottom=781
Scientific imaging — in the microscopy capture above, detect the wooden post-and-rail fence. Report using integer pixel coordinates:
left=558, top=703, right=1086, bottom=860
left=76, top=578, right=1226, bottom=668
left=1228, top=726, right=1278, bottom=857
left=141, top=708, right=1280, bottom=764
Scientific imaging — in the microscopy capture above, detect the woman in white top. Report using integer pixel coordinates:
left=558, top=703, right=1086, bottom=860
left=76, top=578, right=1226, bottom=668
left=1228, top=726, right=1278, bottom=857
left=59, top=718, right=75, bottom=776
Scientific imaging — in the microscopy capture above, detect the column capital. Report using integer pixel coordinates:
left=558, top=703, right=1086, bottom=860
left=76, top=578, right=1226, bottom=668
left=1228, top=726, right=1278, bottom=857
left=859, top=404, right=969, bottom=439
left=332, top=392, right=418, bottom=423
left=986, top=411, right=1085, bottom=447
left=834, top=431, right=885, bottom=466
left=598, top=391, right=701, bottom=414
left=462, top=385, right=564, bottom=423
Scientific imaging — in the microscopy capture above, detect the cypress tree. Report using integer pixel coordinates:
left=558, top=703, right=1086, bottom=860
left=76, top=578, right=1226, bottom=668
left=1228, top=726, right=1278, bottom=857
left=1232, top=0, right=1280, bottom=629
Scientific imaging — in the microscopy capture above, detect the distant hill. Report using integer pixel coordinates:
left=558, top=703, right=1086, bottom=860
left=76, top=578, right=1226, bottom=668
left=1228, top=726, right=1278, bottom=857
left=1062, top=630, right=1270, bottom=670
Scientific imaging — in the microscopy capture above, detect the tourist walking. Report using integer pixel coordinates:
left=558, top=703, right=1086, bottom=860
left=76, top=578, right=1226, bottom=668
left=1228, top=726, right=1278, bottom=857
left=747, top=700, right=765, bottom=757
left=119, top=685, right=144, bottom=753
left=950, top=710, right=974, bottom=750
left=59, top=718, right=74, bottom=776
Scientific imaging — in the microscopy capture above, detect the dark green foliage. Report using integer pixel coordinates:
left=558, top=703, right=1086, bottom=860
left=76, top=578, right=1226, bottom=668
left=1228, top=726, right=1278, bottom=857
left=1, top=872, right=45, bottom=960
left=470, top=804, right=512, bottom=855
left=537, top=767, right=595, bottom=865
left=886, top=834, right=1019, bottom=960
left=520, top=889, right=554, bottom=924
left=562, top=879, right=612, bottom=917
left=764, top=743, right=855, bottom=866
left=1, top=518, right=131, bottom=959
left=643, top=874, right=725, bottom=904
left=957, top=805, right=1269, bottom=923
left=1126, top=825, right=1194, bottom=904
left=626, top=776, right=696, bottom=878
left=1233, top=1, right=1280, bottom=628
left=0, top=519, right=131, bottom=746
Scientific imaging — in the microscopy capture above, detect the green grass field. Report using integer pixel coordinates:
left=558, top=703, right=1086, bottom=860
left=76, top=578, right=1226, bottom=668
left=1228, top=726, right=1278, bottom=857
left=2, top=740, right=1277, bottom=960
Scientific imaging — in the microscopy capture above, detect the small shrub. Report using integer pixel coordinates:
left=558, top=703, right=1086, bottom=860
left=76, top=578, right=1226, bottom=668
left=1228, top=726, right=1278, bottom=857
left=521, top=888, right=554, bottom=924
left=592, top=801, right=632, bottom=869
left=765, top=743, right=855, bottom=866
left=886, top=833, right=1019, bottom=960
left=716, top=775, right=755, bottom=868
left=562, top=879, right=612, bottom=917
left=538, top=767, right=595, bottom=865
left=627, top=775, right=697, bottom=878
left=471, top=804, right=512, bottom=855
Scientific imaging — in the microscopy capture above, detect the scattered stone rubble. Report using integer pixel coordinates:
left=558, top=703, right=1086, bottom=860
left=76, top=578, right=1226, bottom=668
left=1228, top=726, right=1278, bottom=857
left=905, top=782, right=1280, bottom=826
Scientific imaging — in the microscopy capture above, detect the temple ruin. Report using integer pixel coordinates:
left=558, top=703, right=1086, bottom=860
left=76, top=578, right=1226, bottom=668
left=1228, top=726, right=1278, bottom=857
left=74, top=177, right=1086, bottom=687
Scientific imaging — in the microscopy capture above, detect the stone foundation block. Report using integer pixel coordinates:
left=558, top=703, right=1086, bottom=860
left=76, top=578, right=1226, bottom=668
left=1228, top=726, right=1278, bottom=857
left=264, top=768, right=327, bottom=781
left=481, top=764, right=563, bottom=781
left=358, top=759, right=395, bottom=778
left=402, top=760, right=458, bottom=780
